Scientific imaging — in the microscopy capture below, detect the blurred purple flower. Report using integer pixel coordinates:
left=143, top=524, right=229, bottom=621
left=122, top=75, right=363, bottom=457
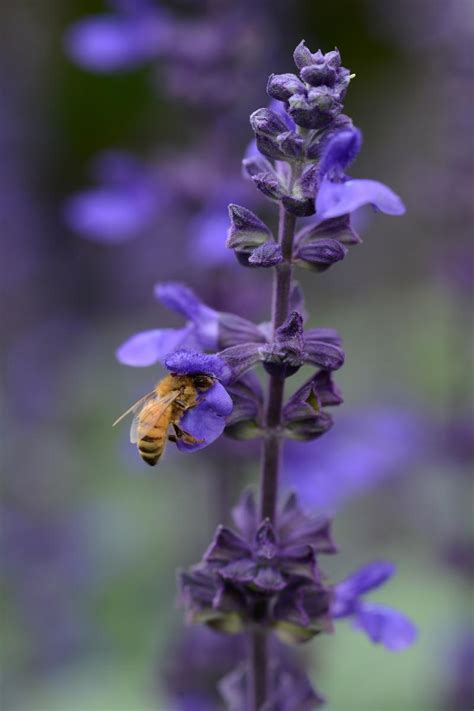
left=64, top=151, right=165, bottom=243
left=283, top=406, right=425, bottom=511
left=65, top=3, right=169, bottom=73
left=316, top=128, right=405, bottom=219
left=332, top=561, right=417, bottom=651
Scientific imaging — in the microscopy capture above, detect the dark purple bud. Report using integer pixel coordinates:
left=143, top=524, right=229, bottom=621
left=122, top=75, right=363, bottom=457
left=288, top=87, right=343, bottom=130
left=255, top=133, right=286, bottom=161
left=277, top=131, right=305, bottom=159
left=293, top=40, right=315, bottom=69
left=312, top=369, right=343, bottom=406
left=304, top=338, right=345, bottom=371
left=283, top=369, right=342, bottom=424
left=262, top=312, right=306, bottom=378
left=252, top=171, right=286, bottom=201
left=226, top=204, right=272, bottom=252
left=250, top=108, right=289, bottom=137
left=267, top=72, right=305, bottom=101
left=296, top=215, right=362, bottom=246
left=283, top=410, right=334, bottom=441
left=242, top=154, right=273, bottom=180
left=294, top=238, right=347, bottom=272
left=248, top=242, right=283, bottom=268
left=301, top=63, right=337, bottom=87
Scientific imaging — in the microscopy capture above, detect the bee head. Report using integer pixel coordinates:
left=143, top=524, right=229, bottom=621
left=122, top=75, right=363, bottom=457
left=192, top=374, right=215, bottom=391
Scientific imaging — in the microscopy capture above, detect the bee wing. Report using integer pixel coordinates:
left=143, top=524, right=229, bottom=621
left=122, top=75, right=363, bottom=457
left=112, top=390, right=157, bottom=428
left=129, top=390, right=181, bottom=444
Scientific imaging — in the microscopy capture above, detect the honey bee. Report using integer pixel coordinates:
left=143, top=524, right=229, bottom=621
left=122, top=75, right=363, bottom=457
left=113, top=373, right=215, bottom=466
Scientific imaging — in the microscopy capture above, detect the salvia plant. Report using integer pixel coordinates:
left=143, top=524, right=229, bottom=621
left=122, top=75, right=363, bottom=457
left=115, top=41, right=416, bottom=709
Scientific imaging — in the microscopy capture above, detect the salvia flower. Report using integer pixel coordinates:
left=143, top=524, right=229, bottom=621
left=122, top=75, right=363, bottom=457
left=331, top=561, right=417, bottom=651
left=316, top=127, right=406, bottom=220
left=116, top=282, right=264, bottom=367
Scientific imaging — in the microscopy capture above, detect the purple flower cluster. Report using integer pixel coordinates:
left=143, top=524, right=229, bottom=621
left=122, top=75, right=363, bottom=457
left=110, top=39, right=415, bottom=709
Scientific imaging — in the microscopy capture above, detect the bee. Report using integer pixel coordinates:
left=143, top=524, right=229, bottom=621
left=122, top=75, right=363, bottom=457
left=113, top=373, right=215, bottom=466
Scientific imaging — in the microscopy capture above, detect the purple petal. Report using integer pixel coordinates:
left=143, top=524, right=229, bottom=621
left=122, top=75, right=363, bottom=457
left=332, top=561, right=396, bottom=616
left=354, top=603, right=417, bottom=651
left=64, top=188, right=155, bottom=243
left=318, top=128, right=363, bottom=178
left=116, top=326, right=196, bottom=366
left=154, top=283, right=219, bottom=350
left=65, top=15, right=162, bottom=73
left=165, top=350, right=232, bottom=384
left=175, top=382, right=233, bottom=452
left=316, top=177, right=406, bottom=219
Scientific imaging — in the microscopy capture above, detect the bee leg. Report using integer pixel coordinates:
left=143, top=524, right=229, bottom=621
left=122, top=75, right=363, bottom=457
left=168, top=434, right=178, bottom=443
left=172, top=424, right=204, bottom=445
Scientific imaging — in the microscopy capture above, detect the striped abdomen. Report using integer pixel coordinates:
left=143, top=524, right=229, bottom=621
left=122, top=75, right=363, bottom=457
left=137, top=401, right=171, bottom=466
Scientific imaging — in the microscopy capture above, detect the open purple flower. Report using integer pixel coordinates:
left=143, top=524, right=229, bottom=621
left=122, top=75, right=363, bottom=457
left=65, top=3, right=169, bottom=73
left=64, top=151, right=164, bottom=243
left=163, top=350, right=233, bottom=453
left=116, top=282, right=263, bottom=367
left=331, top=561, right=417, bottom=651
left=316, top=128, right=406, bottom=219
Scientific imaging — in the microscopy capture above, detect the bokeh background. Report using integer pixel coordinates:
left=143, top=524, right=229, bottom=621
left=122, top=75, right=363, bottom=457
left=1, top=1, right=473, bottom=709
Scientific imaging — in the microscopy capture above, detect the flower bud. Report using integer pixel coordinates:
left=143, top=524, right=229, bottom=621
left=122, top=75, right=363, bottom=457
left=288, top=87, right=343, bottom=130
left=226, top=204, right=272, bottom=251
left=255, top=133, right=287, bottom=161
left=293, top=40, right=315, bottom=70
left=250, top=108, right=289, bottom=137
left=293, top=238, right=347, bottom=272
left=251, top=171, right=286, bottom=201
left=277, top=131, right=305, bottom=160
left=296, top=215, right=362, bottom=246
left=248, top=242, right=283, bottom=268
left=242, top=154, right=273, bottom=180
left=284, top=410, right=334, bottom=441
left=266, top=72, right=305, bottom=101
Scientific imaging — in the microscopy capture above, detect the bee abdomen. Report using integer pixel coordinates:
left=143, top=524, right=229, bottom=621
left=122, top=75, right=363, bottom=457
left=138, top=431, right=165, bottom=466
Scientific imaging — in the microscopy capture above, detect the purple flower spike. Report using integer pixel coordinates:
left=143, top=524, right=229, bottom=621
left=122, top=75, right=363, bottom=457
left=317, top=177, right=406, bottom=220
left=165, top=350, right=233, bottom=384
left=331, top=561, right=417, bottom=651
